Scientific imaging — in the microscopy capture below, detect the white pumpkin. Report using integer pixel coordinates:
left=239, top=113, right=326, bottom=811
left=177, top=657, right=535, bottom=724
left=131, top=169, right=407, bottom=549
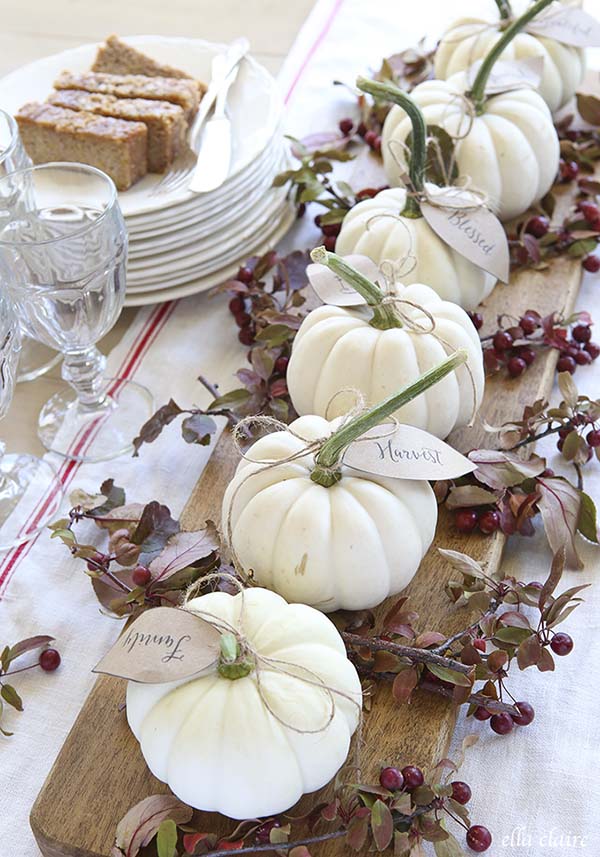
left=435, top=15, right=585, bottom=114
left=335, top=187, right=497, bottom=310
left=382, top=74, right=559, bottom=222
left=287, top=281, right=484, bottom=438
left=127, top=587, right=362, bottom=819
left=222, top=414, right=437, bottom=612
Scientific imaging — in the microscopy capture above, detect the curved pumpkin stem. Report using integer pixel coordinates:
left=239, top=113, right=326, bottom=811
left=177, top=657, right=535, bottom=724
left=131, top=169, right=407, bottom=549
left=494, top=0, right=513, bottom=21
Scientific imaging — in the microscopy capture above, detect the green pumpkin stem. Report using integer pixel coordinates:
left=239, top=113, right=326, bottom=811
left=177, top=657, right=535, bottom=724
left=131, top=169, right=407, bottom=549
left=356, top=76, right=427, bottom=218
left=310, top=246, right=400, bottom=330
left=217, top=632, right=254, bottom=680
left=470, top=0, right=553, bottom=112
left=495, top=0, right=513, bottom=21
left=310, top=350, right=469, bottom=488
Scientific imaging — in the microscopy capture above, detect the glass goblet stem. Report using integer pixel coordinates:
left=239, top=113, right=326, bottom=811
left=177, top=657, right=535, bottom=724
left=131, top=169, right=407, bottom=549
left=62, top=345, right=108, bottom=412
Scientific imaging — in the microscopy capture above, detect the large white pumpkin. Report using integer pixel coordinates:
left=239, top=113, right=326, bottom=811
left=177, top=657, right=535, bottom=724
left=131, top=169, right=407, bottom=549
left=222, top=414, right=437, bottom=612
left=287, top=281, right=484, bottom=438
left=381, top=74, right=559, bottom=221
left=335, top=187, right=497, bottom=310
left=435, top=16, right=585, bottom=114
left=127, top=587, right=362, bottom=818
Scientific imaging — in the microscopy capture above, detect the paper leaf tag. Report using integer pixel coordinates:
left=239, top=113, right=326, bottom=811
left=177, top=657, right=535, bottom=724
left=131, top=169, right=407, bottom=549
left=93, top=607, right=221, bottom=684
left=466, top=57, right=543, bottom=95
left=526, top=7, right=600, bottom=47
left=307, top=254, right=381, bottom=306
left=421, top=188, right=509, bottom=282
left=343, top=424, right=477, bottom=480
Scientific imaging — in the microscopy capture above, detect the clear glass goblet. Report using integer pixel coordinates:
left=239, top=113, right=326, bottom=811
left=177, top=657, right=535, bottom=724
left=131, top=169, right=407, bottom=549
left=0, top=108, right=61, bottom=383
left=0, top=163, right=153, bottom=463
left=0, top=289, right=64, bottom=551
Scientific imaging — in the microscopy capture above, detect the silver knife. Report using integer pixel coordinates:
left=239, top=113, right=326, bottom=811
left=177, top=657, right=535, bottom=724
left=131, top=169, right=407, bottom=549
left=188, top=41, right=248, bottom=193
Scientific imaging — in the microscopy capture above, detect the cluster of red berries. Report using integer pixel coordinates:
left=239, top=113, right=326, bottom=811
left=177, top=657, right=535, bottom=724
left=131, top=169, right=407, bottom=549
left=473, top=700, right=535, bottom=736
left=454, top=507, right=500, bottom=536
left=339, top=116, right=382, bottom=153
left=378, top=765, right=491, bottom=852
left=228, top=265, right=257, bottom=346
left=575, top=199, right=600, bottom=272
left=556, top=412, right=600, bottom=456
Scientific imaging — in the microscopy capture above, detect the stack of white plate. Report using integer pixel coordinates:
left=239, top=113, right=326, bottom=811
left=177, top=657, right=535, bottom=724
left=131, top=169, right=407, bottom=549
left=0, top=36, right=295, bottom=306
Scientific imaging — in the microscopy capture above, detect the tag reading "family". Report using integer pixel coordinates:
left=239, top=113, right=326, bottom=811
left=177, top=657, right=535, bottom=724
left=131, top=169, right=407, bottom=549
left=308, top=254, right=380, bottom=306
left=526, top=6, right=600, bottom=47
left=421, top=187, right=510, bottom=283
left=343, top=423, right=477, bottom=480
left=93, top=606, right=221, bottom=684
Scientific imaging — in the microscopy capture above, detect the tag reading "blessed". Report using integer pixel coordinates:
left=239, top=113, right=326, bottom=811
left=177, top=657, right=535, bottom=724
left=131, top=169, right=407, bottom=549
left=343, top=424, right=477, bottom=481
left=421, top=187, right=510, bottom=283
left=93, top=607, right=221, bottom=684
left=526, top=6, right=600, bottom=47
left=308, top=254, right=380, bottom=306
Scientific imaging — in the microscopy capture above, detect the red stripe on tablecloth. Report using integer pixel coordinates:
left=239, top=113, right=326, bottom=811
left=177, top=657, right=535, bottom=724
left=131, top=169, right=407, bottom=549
left=284, top=0, right=344, bottom=104
left=0, top=301, right=176, bottom=595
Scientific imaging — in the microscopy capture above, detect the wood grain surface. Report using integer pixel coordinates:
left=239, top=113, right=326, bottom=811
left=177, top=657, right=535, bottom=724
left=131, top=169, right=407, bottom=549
left=30, top=174, right=584, bottom=854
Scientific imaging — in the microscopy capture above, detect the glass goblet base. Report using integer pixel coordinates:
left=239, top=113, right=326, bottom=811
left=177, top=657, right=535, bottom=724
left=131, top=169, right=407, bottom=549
left=17, top=337, right=61, bottom=384
left=38, top=378, right=154, bottom=463
left=0, top=453, right=64, bottom=552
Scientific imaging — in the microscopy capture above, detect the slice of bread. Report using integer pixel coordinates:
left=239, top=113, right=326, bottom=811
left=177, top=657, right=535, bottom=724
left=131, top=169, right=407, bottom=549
left=17, top=102, right=148, bottom=191
left=49, top=90, right=186, bottom=173
left=92, top=36, right=206, bottom=97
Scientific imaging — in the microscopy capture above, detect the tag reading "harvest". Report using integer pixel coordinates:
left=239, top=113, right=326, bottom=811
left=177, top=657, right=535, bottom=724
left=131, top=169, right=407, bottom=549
left=343, top=423, right=477, bottom=480
left=308, top=254, right=380, bottom=306
left=93, top=607, right=221, bottom=684
left=526, top=6, right=600, bottom=47
left=421, top=187, right=510, bottom=283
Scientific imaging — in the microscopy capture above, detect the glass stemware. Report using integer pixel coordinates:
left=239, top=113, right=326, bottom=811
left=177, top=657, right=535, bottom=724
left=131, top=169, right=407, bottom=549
left=0, top=289, right=64, bottom=550
left=0, top=163, right=153, bottom=463
left=0, top=108, right=60, bottom=383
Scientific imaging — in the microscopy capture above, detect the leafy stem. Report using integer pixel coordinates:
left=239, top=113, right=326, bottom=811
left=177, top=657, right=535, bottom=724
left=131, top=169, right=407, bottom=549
left=342, top=632, right=473, bottom=676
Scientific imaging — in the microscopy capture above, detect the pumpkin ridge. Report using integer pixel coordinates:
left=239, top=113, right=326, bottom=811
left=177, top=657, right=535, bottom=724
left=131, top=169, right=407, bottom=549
left=314, top=322, right=378, bottom=416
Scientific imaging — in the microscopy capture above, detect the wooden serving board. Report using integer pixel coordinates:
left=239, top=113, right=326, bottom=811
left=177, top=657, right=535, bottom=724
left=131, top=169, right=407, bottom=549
left=31, top=195, right=584, bottom=856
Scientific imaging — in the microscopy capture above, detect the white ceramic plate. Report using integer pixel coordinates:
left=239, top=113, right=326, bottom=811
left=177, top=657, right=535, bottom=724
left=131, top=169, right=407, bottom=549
left=0, top=35, right=282, bottom=218
left=123, top=204, right=296, bottom=306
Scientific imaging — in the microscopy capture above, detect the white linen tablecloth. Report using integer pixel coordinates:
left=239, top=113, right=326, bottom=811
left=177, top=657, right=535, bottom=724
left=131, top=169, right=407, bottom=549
left=1, top=1, right=599, bottom=853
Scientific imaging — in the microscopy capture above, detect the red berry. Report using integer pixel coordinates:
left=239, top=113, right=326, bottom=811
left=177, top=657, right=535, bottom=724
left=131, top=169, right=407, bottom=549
left=525, top=215, right=549, bottom=238
left=577, top=200, right=600, bottom=224
left=511, top=701, right=535, bottom=726
left=39, top=648, right=61, bottom=672
left=234, top=311, right=251, bottom=329
left=468, top=311, right=484, bottom=330
left=321, top=222, right=341, bottom=238
left=238, top=327, right=255, bottom=346
left=237, top=266, right=253, bottom=284
left=473, top=638, right=486, bottom=652
left=493, top=330, right=513, bottom=351
left=582, top=254, right=600, bottom=273
left=255, top=820, right=281, bottom=844
left=574, top=349, right=592, bottom=366
left=274, top=356, right=289, bottom=375
left=323, top=235, right=337, bottom=251
left=379, top=766, right=404, bottom=791
left=455, top=509, right=479, bottom=533
left=506, top=325, right=524, bottom=341
left=490, top=712, right=514, bottom=735
left=551, top=632, right=573, bottom=656
left=451, top=781, right=472, bottom=805
left=483, top=349, right=500, bottom=372
left=473, top=706, right=492, bottom=721
left=479, top=509, right=500, bottom=534
left=507, top=356, right=527, bottom=378
left=339, top=117, right=354, bottom=135
left=517, top=346, right=536, bottom=366
left=466, top=825, right=492, bottom=852
left=228, top=296, right=244, bottom=315
left=519, top=313, right=540, bottom=335
left=559, top=159, right=579, bottom=181
left=364, top=130, right=378, bottom=147
left=587, top=429, right=600, bottom=447
left=561, top=344, right=580, bottom=360
left=401, top=765, right=424, bottom=790
left=132, top=565, right=152, bottom=587
left=572, top=324, right=592, bottom=343
left=557, top=355, right=576, bottom=374
left=585, top=341, right=600, bottom=359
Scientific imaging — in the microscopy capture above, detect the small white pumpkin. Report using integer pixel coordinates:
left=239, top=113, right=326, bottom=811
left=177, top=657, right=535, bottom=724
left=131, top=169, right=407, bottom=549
left=222, top=414, right=437, bottom=612
left=287, top=254, right=484, bottom=439
left=382, top=0, right=560, bottom=221
left=335, top=187, right=497, bottom=310
left=127, top=587, right=362, bottom=819
left=435, top=7, right=585, bottom=114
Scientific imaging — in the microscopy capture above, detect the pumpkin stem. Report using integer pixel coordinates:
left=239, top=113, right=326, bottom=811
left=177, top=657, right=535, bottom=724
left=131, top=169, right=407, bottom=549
left=310, top=350, right=468, bottom=488
left=310, top=246, right=400, bottom=330
left=217, top=632, right=254, bottom=680
left=494, top=0, right=513, bottom=21
left=357, top=76, right=426, bottom=218
left=469, top=0, right=553, bottom=112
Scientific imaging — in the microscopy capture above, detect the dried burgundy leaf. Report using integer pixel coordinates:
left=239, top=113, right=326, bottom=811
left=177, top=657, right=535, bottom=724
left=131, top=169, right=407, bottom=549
left=148, top=523, right=220, bottom=584
left=113, top=794, right=192, bottom=857
left=133, top=400, right=184, bottom=457
left=392, top=667, right=419, bottom=704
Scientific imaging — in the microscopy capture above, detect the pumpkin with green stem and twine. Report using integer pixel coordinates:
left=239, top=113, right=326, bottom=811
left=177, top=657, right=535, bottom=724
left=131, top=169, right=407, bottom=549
left=336, top=77, right=498, bottom=310
left=223, top=351, right=468, bottom=612
left=382, top=0, right=560, bottom=221
left=435, top=0, right=585, bottom=115
left=286, top=250, right=484, bottom=437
